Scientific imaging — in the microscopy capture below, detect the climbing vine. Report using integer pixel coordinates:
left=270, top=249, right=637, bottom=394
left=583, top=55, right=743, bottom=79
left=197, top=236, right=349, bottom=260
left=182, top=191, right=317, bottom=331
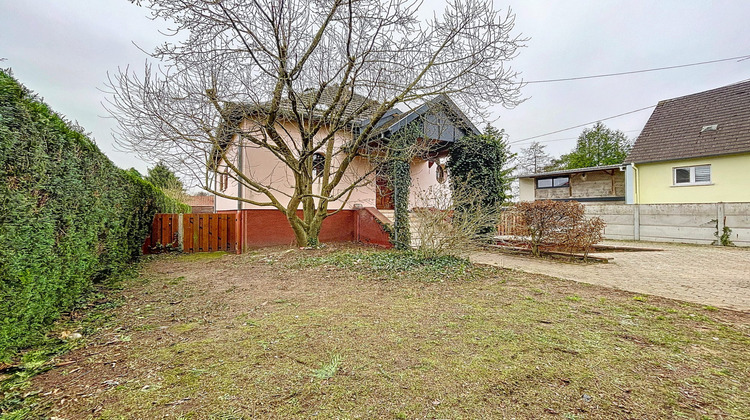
left=447, top=125, right=514, bottom=237
left=387, top=124, right=421, bottom=250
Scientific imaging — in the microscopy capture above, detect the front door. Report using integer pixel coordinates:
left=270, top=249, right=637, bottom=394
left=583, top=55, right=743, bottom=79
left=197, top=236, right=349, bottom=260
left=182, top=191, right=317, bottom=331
left=375, top=175, right=394, bottom=210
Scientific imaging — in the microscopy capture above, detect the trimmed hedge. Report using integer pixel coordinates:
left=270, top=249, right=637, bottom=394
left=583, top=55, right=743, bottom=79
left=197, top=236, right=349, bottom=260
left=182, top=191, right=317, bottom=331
left=0, top=70, right=189, bottom=360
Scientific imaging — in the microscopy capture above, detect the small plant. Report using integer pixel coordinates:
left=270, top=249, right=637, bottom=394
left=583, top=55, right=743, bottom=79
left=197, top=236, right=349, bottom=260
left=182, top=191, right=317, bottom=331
left=312, top=354, right=343, bottom=380
left=711, top=219, right=735, bottom=246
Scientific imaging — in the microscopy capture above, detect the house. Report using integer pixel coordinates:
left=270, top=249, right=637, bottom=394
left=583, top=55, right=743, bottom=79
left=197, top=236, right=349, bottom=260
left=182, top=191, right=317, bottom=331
left=518, top=164, right=626, bottom=203
left=208, top=87, right=480, bottom=248
left=184, top=195, right=215, bottom=214
left=213, top=89, right=479, bottom=214
left=624, top=80, right=750, bottom=204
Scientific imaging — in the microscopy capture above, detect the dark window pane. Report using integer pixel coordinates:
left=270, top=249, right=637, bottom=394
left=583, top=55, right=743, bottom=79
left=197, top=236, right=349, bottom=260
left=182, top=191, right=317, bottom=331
left=675, top=168, right=690, bottom=184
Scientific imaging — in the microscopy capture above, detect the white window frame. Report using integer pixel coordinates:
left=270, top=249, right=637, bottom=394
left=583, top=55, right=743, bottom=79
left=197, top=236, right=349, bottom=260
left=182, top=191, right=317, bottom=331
left=673, top=164, right=711, bottom=186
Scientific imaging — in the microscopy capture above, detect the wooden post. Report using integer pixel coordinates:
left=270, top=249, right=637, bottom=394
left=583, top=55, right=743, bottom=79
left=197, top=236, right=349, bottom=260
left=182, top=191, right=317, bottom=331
left=177, top=213, right=184, bottom=251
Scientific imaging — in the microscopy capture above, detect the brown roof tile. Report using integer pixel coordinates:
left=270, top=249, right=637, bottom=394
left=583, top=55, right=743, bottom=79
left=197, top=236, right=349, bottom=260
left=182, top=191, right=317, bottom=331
left=185, top=195, right=215, bottom=207
left=626, top=80, right=750, bottom=163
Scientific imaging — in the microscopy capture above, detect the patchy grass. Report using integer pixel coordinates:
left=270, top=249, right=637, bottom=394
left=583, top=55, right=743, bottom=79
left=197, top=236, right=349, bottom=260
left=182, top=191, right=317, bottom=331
left=14, top=246, right=750, bottom=419
left=294, top=249, right=489, bottom=282
left=0, top=267, right=139, bottom=417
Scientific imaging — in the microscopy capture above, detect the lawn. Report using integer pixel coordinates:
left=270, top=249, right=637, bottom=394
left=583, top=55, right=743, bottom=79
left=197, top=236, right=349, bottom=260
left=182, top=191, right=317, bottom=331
left=6, top=245, right=750, bottom=419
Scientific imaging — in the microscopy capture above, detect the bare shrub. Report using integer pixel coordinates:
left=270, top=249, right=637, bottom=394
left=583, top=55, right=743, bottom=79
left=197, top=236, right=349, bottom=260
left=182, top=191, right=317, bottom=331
left=514, top=200, right=605, bottom=258
left=563, top=216, right=606, bottom=261
left=411, top=185, right=500, bottom=258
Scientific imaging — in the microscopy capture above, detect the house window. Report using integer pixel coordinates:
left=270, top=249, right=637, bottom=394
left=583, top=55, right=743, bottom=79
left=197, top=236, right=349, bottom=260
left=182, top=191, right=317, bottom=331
left=218, top=169, right=229, bottom=192
left=673, top=165, right=711, bottom=186
left=436, top=165, right=446, bottom=184
left=312, top=153, right=326, bottom=179
left=536, top=176, right=569, bottom=189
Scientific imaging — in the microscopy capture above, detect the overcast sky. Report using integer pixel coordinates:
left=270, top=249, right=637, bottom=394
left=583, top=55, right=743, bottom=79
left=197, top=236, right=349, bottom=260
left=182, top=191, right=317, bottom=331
left=2, top=0, right=749, bottom=174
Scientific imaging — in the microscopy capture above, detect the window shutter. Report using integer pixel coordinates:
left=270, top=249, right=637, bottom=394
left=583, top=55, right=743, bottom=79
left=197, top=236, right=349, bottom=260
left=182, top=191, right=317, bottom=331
left=694, top=166, right=711, bottom=183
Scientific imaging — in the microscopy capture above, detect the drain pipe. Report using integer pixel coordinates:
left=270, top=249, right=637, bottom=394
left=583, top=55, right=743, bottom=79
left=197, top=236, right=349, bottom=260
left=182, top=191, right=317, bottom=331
left=237, top=136, right=243, bottom=210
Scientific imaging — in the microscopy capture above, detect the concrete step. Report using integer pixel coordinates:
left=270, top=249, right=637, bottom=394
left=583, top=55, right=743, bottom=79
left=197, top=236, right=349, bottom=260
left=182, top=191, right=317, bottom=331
left=376, top=209, right=426, bottom=249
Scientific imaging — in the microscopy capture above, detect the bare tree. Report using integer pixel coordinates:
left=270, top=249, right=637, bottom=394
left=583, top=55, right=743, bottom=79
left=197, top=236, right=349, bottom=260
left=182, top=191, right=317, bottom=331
left=517, top=141, right=551, bottom=174
left=107, top=0, right=524, bottom=247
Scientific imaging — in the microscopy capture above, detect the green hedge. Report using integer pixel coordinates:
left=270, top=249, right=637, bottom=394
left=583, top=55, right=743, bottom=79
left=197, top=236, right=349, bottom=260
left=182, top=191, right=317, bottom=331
left=0, top=70, right=189, bottom=360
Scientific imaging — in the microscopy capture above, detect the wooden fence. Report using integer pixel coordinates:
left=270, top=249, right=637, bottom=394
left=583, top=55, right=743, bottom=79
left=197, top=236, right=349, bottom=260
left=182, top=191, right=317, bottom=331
left=497, top=210, right=528, bottom=236
left=144, top=213, right=241, bottom=254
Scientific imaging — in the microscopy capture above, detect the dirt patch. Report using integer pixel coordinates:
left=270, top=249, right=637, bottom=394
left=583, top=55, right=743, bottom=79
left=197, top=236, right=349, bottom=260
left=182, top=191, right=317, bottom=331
left=25, top=244, right=750, bottom=419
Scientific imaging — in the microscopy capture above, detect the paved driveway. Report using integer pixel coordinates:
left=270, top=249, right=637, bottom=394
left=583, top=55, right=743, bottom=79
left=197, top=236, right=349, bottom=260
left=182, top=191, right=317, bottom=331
left=471, top=241, right=750, bottom=312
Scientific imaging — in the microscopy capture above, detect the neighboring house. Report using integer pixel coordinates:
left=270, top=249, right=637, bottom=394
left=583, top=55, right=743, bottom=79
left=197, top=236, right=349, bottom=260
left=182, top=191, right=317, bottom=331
left=624, top=80, right=750, bottom=204
left=184, top=195, right=215, bottom=214
left=213, top=89, right=479, bottom=214
left=518, top=164, right=626, bottom=203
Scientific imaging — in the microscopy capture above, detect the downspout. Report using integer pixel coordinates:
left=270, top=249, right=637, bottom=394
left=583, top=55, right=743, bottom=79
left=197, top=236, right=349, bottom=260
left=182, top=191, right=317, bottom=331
left=237, top=136, right=243, bottom=210
left=631, top=163, right=640, bottom=241
left=632, top=163, right=640, bottom=205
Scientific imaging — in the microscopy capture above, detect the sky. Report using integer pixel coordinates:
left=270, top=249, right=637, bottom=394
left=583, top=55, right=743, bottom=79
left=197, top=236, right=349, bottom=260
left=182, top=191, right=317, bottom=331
left=1, top=0, right=749, bottom=174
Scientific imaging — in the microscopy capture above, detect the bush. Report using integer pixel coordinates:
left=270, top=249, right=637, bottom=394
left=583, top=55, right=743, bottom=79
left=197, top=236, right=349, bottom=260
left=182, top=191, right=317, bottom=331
left=514, top=200, right=605, bottom=259
left=411, top=185, right=501, bottom=258
left=447, top=126, right=514, bottom=237
left=0, top=70, right=188, bottom=360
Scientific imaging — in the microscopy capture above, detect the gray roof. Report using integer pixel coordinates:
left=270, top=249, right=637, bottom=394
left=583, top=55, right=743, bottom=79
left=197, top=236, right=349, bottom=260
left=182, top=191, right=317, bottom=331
left=626, top=80, right=750, bottom=164
left=375, top=94, right=481, bottom=137
left=517, top=164, right=624, bottom=179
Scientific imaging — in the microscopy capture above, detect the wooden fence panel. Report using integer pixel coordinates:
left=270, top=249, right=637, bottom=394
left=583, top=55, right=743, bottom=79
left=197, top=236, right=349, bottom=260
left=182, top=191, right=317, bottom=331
left=145, top=213, right=239, bottom=254
left=498, top=210, right=528, bottom=236
left=144, top=214, right=179, bottom=252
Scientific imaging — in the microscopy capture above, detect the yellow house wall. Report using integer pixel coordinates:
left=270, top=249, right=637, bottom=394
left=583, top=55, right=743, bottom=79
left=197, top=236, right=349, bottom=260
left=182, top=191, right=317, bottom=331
left=636, top=153, right=750, bottom=204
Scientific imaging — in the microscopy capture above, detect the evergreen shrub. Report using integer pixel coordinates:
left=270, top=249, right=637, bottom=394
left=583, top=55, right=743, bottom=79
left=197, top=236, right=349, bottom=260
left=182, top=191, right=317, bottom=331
left=0, top=70, right=188, bottom=360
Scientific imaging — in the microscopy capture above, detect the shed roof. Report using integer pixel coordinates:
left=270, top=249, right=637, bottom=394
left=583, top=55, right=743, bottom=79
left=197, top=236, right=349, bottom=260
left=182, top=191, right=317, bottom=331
left=626, top=80, right=750, bottom=164
left=517, top=164, right=624, bottom=179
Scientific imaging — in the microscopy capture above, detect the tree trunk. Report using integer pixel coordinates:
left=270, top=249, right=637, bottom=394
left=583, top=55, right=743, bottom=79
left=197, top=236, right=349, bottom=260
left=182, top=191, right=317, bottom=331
left=287, top=209, right=325, bottom=248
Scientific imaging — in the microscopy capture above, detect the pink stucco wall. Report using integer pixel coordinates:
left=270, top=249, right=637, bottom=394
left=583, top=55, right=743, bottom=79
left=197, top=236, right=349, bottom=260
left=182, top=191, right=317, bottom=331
left=214, top=119, right=452, bottom=212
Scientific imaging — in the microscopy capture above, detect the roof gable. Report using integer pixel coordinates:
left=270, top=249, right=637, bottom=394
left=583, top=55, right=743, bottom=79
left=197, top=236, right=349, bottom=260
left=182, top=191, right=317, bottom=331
left=626, top=80, right=750, bottom=164
left=374, top=95, right=480, bottom=141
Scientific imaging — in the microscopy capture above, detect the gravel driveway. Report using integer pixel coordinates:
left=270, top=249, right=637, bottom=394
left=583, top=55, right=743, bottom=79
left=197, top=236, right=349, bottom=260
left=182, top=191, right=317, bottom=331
left=471, top=241, right=750, bottom=312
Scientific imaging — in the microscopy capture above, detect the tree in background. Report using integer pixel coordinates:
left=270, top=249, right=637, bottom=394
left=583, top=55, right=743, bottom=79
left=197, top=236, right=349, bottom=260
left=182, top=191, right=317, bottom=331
left=146, top=161, right=184, bottom=192
left=107, top=0, right=524, bottom=247
left=517, top=141, right=551, bottom=174
left=448, top=125, right=515, bottom=237
left=553, top=122, right=631, bottom=170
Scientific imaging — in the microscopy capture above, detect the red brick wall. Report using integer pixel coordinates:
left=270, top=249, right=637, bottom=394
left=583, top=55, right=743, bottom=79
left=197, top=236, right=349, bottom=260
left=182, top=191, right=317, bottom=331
left=219, top=208, right=391, bottom=249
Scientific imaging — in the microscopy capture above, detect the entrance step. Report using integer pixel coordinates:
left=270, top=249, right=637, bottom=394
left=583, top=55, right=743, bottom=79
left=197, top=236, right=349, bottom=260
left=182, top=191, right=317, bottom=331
left=379, top=209, right=395, bottom=223
left=376, top=209, right=424, bottom=249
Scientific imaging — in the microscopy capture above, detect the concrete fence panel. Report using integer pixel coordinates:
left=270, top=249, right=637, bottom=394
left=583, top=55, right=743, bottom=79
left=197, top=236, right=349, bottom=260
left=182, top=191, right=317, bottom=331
left=584, top=202, right=750, bottom=246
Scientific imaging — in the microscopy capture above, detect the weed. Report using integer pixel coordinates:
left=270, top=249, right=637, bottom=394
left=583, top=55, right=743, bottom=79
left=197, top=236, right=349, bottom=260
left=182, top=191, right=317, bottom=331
left=312, top=354, right=343, bottom=380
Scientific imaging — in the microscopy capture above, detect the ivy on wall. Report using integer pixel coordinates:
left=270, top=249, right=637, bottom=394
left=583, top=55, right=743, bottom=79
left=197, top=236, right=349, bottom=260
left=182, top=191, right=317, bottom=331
left=447, top=125, right=514, bottom=237
left=0, top=70, right=188, bottom=360
left=387, top=124, right=421, bottom=250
